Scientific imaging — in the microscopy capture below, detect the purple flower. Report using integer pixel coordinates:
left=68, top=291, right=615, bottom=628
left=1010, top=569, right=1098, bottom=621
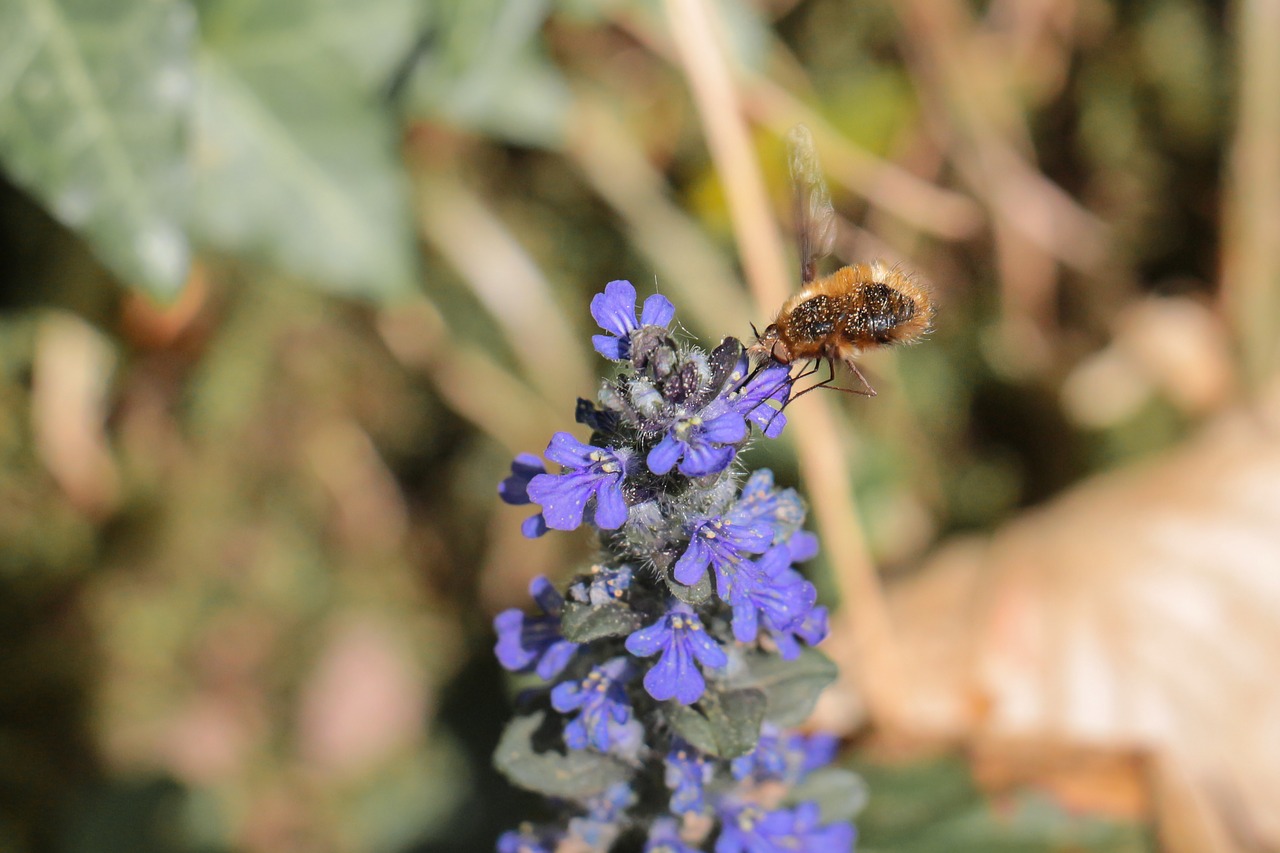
left=624, top=602, right=727, bottom=704
left=729, top=725, right=838, bottom=784
left=715, top=802, right=855, bottom=853
left=733, top=469, right=806, bottom=545
left=758, top=530, right=824, bottom=658
left=494, top=576, right=579, bottom=680
left=727, top=359, right=793, bottom=438
left=664, top=740, right=713, bottom=814
left=499, top=453, right=550, bottom=538
left=526, top=432, right=631, bottom=531
left=786, top=529, right=819, bottom=562
left=551, top=657, right=641, bottom=756
left=769, top=605, right=830, bottom=660
left=497, top=823, right=560, bottom=853
left=592, top=280, right=676, bottom=361
left=566, top=782, right=635, bottom=849
left=568, top=563, right=633, bottom=607
left=672, top=496, right=775, bottom=599
left=793, top=730, right=840, bottom=775
left=728, top=544, right=818, bottom=645
left=645, top=818, right=700, bottom=853
left=647, top=397, right=747, bottom=477
left=729, top=723, right=789, bottom=782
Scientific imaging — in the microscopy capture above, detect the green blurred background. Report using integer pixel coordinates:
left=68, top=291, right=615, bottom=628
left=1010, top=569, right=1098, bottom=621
left=2, top=0, right=1277, bottom=851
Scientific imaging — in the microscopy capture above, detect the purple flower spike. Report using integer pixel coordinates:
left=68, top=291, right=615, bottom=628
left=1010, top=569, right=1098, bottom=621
left=793, top=730, right=840, bottom=775
left=787, top=530, right=819, bottom=562
left=551, top=658, right=640, bottom=756
left=672, top=495, right=775, bottom=598
left=733, top=468, right=805, bottom=544
left=664, top=741, right=713, bottom=814
left=729, top=723, right=788, bottom=782
left=493, top=576, right=579, bottom=679
left=568, top=564, right=634, bottom=607
left=567, top=782, right=636, bottom=850
left=728, top=359, right=793, bottom=438
left=770, top=604, right=830, bottom=660
left=499, top=453, right=549, bottom=538
left=732, top=725, right=839, bottom=784
left=526, top=432, right=631, bottom=531
left=498, top=823, right=561, bottom=853
left=647, top=397, right=747, bottom=477
left=625, top=602, right=726, bottom=705
left=729, top=545, right=818, bottom=645
left=591, top=280, right=676, bottom=361
left=715, top=802, right=855, bottom=853
left=645, top=818, right=700, bottom=853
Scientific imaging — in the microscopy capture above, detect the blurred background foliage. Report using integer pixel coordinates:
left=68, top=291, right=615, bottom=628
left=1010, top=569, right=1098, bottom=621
left=2, top=0, right=1278, bottom=851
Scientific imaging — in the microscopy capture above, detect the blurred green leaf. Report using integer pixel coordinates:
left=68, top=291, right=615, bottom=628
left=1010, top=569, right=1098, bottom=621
left=853, top=756, right=1152, bottom=853
left=787, top=767, right=868, bottom=825
left=57, top=777, right=192, bottom=853
left=493, top=712, right=632, bottom=798
left=191, top=0, right=418, bottom=300
left=0, top=0, right=194, bottom=298
left=403, top=0, right=570, bottom=149
left=728, top=649, right=836, bottom=727
left=196, top=0, right=421, bottom=95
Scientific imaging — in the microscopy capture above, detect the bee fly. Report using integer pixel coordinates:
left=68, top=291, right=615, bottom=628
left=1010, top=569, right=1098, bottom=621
left=749, top=125, right=934, bottom=398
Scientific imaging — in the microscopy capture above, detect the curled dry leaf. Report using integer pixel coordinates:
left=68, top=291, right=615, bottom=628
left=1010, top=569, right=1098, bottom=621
left=887, top=387, right=1280, bottom=852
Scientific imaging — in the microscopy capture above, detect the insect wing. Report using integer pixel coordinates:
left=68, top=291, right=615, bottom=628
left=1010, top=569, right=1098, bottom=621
left=787, top=124, right=836, bottom=284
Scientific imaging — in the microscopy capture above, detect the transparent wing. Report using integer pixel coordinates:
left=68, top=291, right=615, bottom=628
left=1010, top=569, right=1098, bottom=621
left=787, top=124, right=836, bottom=284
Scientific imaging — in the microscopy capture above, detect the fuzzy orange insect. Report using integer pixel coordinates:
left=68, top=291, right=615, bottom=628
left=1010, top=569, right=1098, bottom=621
left=750, top=127, right=934, bottom=396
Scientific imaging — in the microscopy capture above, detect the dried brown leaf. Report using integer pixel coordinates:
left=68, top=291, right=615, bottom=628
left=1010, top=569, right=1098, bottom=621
left=888, top=390, right=1280, bottom=851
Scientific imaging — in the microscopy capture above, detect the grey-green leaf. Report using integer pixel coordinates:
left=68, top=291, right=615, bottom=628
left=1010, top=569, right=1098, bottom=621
left=664, top=702, right=718, bottom=756
left=560, top=601, right=642, bottom=643
left=0, top=0, right=194, bottom=297
left=728, top=649, right=837, bottom=727
left=664, top=688, right=766, bottom=759
left=700, top=687, right=767, bottom=759
left=666, top=569, right=713, bottom=605
left=787, top=767, right=869, bottom=824
left=493, top=712, right=632, bottom=799
left=191, top=0, right=419, bottom=300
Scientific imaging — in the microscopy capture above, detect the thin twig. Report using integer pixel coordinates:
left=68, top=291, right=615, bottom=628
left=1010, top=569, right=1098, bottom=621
left=377, top=298, right=561, bottom=456
left=743, top=75, right=985, bottom=242
left=892, top=0, right=1110, bottom=272
left=663, top=0, right=906, bottom=723
left=416, top=173, right=594, bottom=409
left=565, top=98, right=753, bottom=341
left=663, top=0, right=791, bottom=309
left=1223, top=0, right=1280, bottom=391
left=616, top=10, right=983, bottom=244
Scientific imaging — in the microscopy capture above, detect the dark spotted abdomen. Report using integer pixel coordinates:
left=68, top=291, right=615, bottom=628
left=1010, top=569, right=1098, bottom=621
left=843, top=282, right=916, bottom=344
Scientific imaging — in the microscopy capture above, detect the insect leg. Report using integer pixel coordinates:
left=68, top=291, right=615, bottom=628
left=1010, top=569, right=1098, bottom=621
left=784, top=358, right=836, bottom=403
left=843, top=358, right=878, bottom=397
left=791, top=357, right=877, bottom=399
